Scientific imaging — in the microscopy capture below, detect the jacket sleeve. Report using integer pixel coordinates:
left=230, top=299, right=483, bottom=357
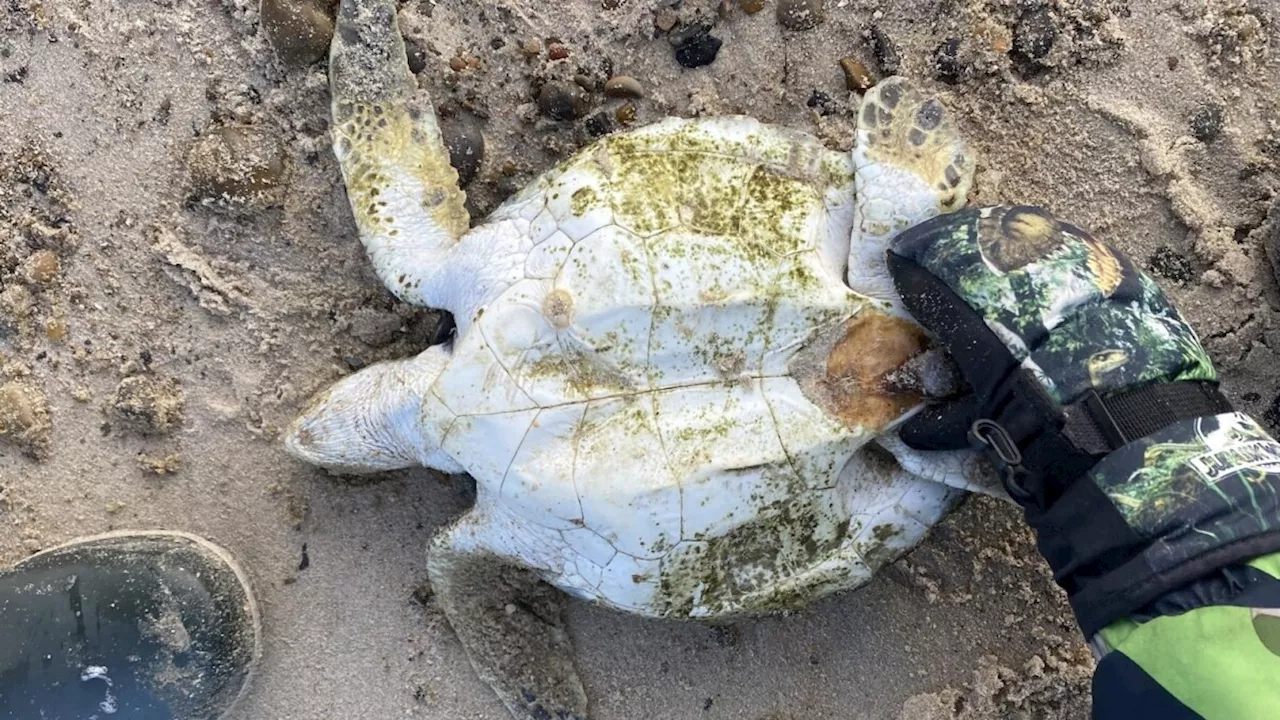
left=1086, top=412, right=1280, bottom=719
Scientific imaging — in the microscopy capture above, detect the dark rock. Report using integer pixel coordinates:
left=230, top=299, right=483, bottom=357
left=806, top=89, right=834, bottom=116
left=674, top=32, right=722, bottom=68
left=187, top=125, right=286, bottom=203
left=1190, top=103, right=1224, bottom=143
left=537, top=81, right=591, bottom=121
left=1149, top=246, right=1195, bottom=283
left=776, top=0, right=824, bottom=30
left=585, top=112, right=614, bottom=137
left=1013, top=7, right=1058, bottom=62
left=441, top=119, right=485, bottom=187
left=933, top=37, right=963, bottom=84
left=405, top=37, right=429, bottom=74
left=867, top=24, right=900, bottom=75
left=260, top=0, right=335, bottom=67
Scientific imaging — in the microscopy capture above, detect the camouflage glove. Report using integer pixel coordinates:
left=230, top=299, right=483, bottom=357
left=886, top=205, right=1280, bottom=636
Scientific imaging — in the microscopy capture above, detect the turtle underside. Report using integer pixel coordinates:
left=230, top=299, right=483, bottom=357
left=428, top=117, right=958, bottom=619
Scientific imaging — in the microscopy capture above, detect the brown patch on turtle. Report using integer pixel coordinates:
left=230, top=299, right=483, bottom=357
left=792, top=311, right=928, bottom=430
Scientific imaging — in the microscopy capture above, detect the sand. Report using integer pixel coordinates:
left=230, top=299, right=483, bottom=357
left=0, top=0, right=1276, bottom=717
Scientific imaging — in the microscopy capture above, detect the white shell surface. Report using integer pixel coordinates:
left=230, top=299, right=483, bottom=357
left=434, top=118, right=961, bottom=618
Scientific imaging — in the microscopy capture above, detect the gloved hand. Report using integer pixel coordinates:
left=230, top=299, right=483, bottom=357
left=886, top=205, right=1280, bottom=636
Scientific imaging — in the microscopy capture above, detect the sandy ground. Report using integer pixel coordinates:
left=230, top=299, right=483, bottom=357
left=1, top=0, right=1277, bottom=717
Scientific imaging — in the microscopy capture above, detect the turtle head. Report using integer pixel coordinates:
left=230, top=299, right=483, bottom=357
left=285, top=348, right=458, bottom=475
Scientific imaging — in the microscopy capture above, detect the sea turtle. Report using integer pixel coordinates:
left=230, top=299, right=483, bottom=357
left=284, top=0, right=994, bottom=717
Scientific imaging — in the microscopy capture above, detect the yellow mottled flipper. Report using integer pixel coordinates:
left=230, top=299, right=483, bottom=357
left=330, top=0, right=470, bottom=305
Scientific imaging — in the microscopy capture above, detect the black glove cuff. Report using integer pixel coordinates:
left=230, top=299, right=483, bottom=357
left=1071, top=528, right=1280, bottom=637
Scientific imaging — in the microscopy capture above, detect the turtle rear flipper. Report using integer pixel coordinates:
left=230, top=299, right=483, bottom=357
left=429, top=517, right=588, bottom=720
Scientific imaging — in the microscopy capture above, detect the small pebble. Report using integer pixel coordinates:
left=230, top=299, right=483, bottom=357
left=674, top=32, right=722, bottom=68
left=839, top=57, right=875, bottom=91
left=615, top=103, right=637, bottom=124
left=441, top=120, right=485, bottom=186
left=654, top=7, right=679, bottom=32
left=586, top=112, right=614, bottom=137
left=537, top=82, right=591, bottom=121
left=521, top=38, right=542, bottom=57
left=187, top=125, right=286, bottom=203
left=548, top=42, right=570, bottom=61
left=1013, top=7, right=1058, bottom=62
left=776, top=0, right=823, bottom=30
left=867, top=25, right=901, bottom=75
left=933, top=37, right=963, bottom=84
left=602, top=0, right=624, bottom=8
left=260, top=0, right=334, bottom=67
left=806, top=90, right=834, bottom=116
left=604, top=75, right=644, bottom=98
left=20, top=250, right=59, bottom=285
left=405, top=37, right=429, bottom=74
left=1190, top=103, right=1224, bottom=143
left=739, top=0, right=765, bottom=13
left=1167, top=56, right=1179, bottom=70
left=449, top=56, right=467, bottom=72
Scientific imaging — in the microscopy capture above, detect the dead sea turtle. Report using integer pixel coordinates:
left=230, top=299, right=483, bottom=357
left=284, top=1, right=991, bottom=717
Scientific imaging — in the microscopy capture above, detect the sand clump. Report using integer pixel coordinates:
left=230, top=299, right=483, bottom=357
left=111, top=375, right=185, bottom=435
left=0, top=379, right=51, bottom=456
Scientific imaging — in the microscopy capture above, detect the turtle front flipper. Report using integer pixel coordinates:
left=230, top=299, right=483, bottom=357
left=331, top=0, right=503, bottom=321
left=428, top=515, right=588, bottom=720
left=846, top=77, right=975, bottom=305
